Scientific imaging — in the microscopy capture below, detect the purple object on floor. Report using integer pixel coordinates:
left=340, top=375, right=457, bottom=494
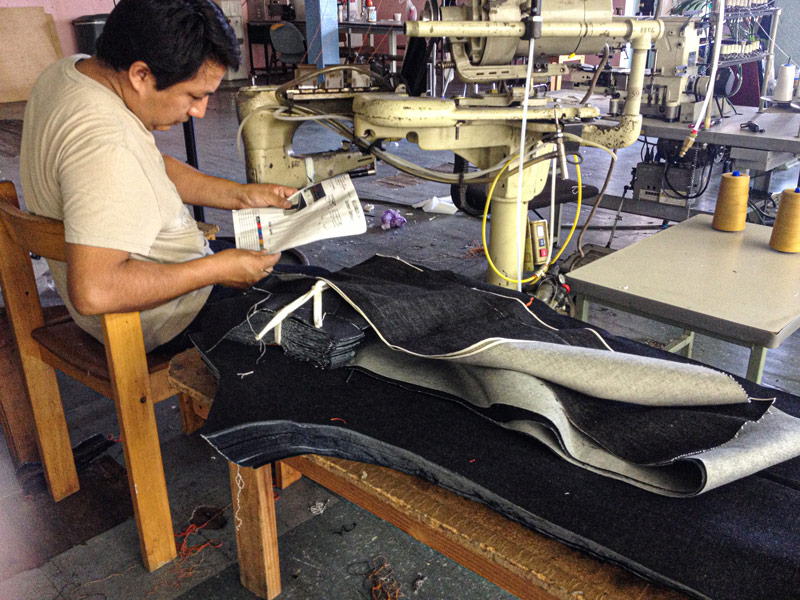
left=380, top=209, right=407, bottom=230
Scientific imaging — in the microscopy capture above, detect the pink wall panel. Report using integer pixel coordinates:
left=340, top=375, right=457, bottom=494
left=0, top=0, right=116, bottom=56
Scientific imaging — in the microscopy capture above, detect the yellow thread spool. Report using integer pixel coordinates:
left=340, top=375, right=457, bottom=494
left=769, top=188, right=800, bottom=253
left=712, top=171, right=750, bottom=232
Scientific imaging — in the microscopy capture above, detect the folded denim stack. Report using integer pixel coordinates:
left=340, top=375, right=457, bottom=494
left=257, top=302, right=367, bottom=369
left=195, top=275, right=370, bottom=370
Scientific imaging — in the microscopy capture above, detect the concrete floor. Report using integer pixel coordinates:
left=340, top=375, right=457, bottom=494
left=2, top=77, right=800, bottom=600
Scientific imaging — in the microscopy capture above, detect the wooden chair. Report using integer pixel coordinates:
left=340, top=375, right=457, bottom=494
left=0, top=180, right=203, bottom=571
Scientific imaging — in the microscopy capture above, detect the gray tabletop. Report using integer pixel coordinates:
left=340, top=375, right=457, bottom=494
left=549, top=90, right=800, bottom=155
left=565, top=214, right=800, bottom=348
left=641, top=107, right=800, bottom=155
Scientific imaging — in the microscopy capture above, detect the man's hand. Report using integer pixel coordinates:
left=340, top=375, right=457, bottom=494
left=235, top=183, right=296, bottom=210
left=209, top=248, right=282, bottom=289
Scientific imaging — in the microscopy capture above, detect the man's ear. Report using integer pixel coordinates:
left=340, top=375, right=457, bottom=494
left=127, top=61, right=154, bottom=94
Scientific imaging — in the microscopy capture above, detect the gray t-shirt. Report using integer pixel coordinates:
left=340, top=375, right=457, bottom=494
left=20, top=56, right=212, bottom=351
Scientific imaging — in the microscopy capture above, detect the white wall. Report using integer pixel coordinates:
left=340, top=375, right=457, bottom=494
left=774, top=0, right=799, bottom=67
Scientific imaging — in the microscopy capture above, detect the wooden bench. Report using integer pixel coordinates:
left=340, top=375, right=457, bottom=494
left=169, top=348, right=685, bottom=600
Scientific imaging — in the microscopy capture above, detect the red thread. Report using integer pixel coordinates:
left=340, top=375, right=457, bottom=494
left=146, top=505, right=230, bottom=595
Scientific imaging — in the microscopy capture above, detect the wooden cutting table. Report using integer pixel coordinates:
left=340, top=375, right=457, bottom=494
left=169, top=348, right=684, bottom=600
left=566, top=214, right=800, bottom=383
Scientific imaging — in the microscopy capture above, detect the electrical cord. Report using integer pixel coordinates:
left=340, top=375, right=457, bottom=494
left=550, top=159, right=582, bottom=265
left=663, top=145, right=719, bottom=201
left=576, top=152, right=617, bottom=257
left=663, top=161, right=712, bottom=200
left=272, top=106, right=353, bottom=122
left=513, top=35, right=539, bottom=291
left=481, top=154, right=582, bottom=285
left=640, top=136, right=654, bottom=162
left=748, top=199, right=777, bottom=225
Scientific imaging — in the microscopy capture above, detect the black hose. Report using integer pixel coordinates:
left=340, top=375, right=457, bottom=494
left=580, top=44, right=611, bottom=105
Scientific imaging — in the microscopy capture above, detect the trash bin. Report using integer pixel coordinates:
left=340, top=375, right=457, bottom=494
left=72, top=14, right=109, bottom=56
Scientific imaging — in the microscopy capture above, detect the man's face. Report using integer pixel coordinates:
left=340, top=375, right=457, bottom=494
left=135, top=60, right=227, bottom=131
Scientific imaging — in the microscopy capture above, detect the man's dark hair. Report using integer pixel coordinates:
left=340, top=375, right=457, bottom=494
left=96, top=0, right=240, bottom=90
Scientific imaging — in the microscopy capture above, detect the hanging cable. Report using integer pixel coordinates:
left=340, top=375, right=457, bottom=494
left=513, top=33, right=539, bottom=292
left=576, top=152, right=617, bottom=257
left=550, top=157, right=582, bottom=265
left=680, top=0, right=725, bottom=157
left=579, top=44, right=611, bottom=105
left=547, top=158, right=557, bottom=264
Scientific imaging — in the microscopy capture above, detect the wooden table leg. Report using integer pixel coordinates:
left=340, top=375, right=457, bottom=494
left=273, top=460, right=302, bottom=489
left=178, top=393, right=205, bottom=435
left=229, top=462, right=281, bottom=600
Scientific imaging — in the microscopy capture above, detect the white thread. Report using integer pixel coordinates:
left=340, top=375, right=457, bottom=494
left=234, top=464, right=245, bottom=531
left=309, top=499, right=330, bottom=515
left=752, top=11, right=795, bottom=65
left=775, top=64, right=796, bottom=102
left=243, top=295, right=271, bottom=363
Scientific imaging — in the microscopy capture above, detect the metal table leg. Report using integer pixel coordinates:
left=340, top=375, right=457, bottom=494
left=575, top=294, right=589, bottom=322
left=746, top=345, right=767, bottom=384
left=664, top=330, right=695, bottom=358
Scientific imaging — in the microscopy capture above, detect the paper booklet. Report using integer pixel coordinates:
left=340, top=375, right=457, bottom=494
left=232, top=174, right=366, bottom=254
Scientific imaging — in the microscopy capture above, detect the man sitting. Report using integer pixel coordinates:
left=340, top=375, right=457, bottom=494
left=20, top=0, right=295, bottom=352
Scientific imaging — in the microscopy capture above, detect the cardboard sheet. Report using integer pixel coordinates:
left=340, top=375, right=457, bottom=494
left=0, top=8, right=62, bottom=103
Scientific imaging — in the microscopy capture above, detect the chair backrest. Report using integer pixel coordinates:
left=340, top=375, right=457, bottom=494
left=0, top=181, right=42, bottom=468
left=0, top=180, right=19, bottom=208
left=270, top=22, right=306, bottom=64
left=0, top=183, right=62, bottom=334
left=0, top=183, right=66, bottom=263
left=400, top=37, right=433, bottom=97
left=247, top=21, right=270, bottom=45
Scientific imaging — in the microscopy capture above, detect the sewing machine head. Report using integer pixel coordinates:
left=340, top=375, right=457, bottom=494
left=428, top=0, right=612, bottom=84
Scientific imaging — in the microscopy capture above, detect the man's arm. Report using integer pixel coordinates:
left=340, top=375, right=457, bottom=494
left=162, top=154, right=295, bottom=210
left=67, top=243, right=280, bottom=315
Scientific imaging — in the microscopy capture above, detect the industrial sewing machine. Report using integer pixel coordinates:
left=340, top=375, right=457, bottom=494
left=237, top=0, right=675, bottom=287
left=570, top=15, right=735, bottom=124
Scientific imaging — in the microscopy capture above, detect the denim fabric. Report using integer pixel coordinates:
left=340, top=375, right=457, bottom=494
left=191, top=257, right=798, bottom=496
left=319, top=257, right=750, bottom=407
left=321, top=256, right=608, bottom=353
left=198, top=340, right=800, bottom=600
left=351, top=339, right=800, bottom=496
